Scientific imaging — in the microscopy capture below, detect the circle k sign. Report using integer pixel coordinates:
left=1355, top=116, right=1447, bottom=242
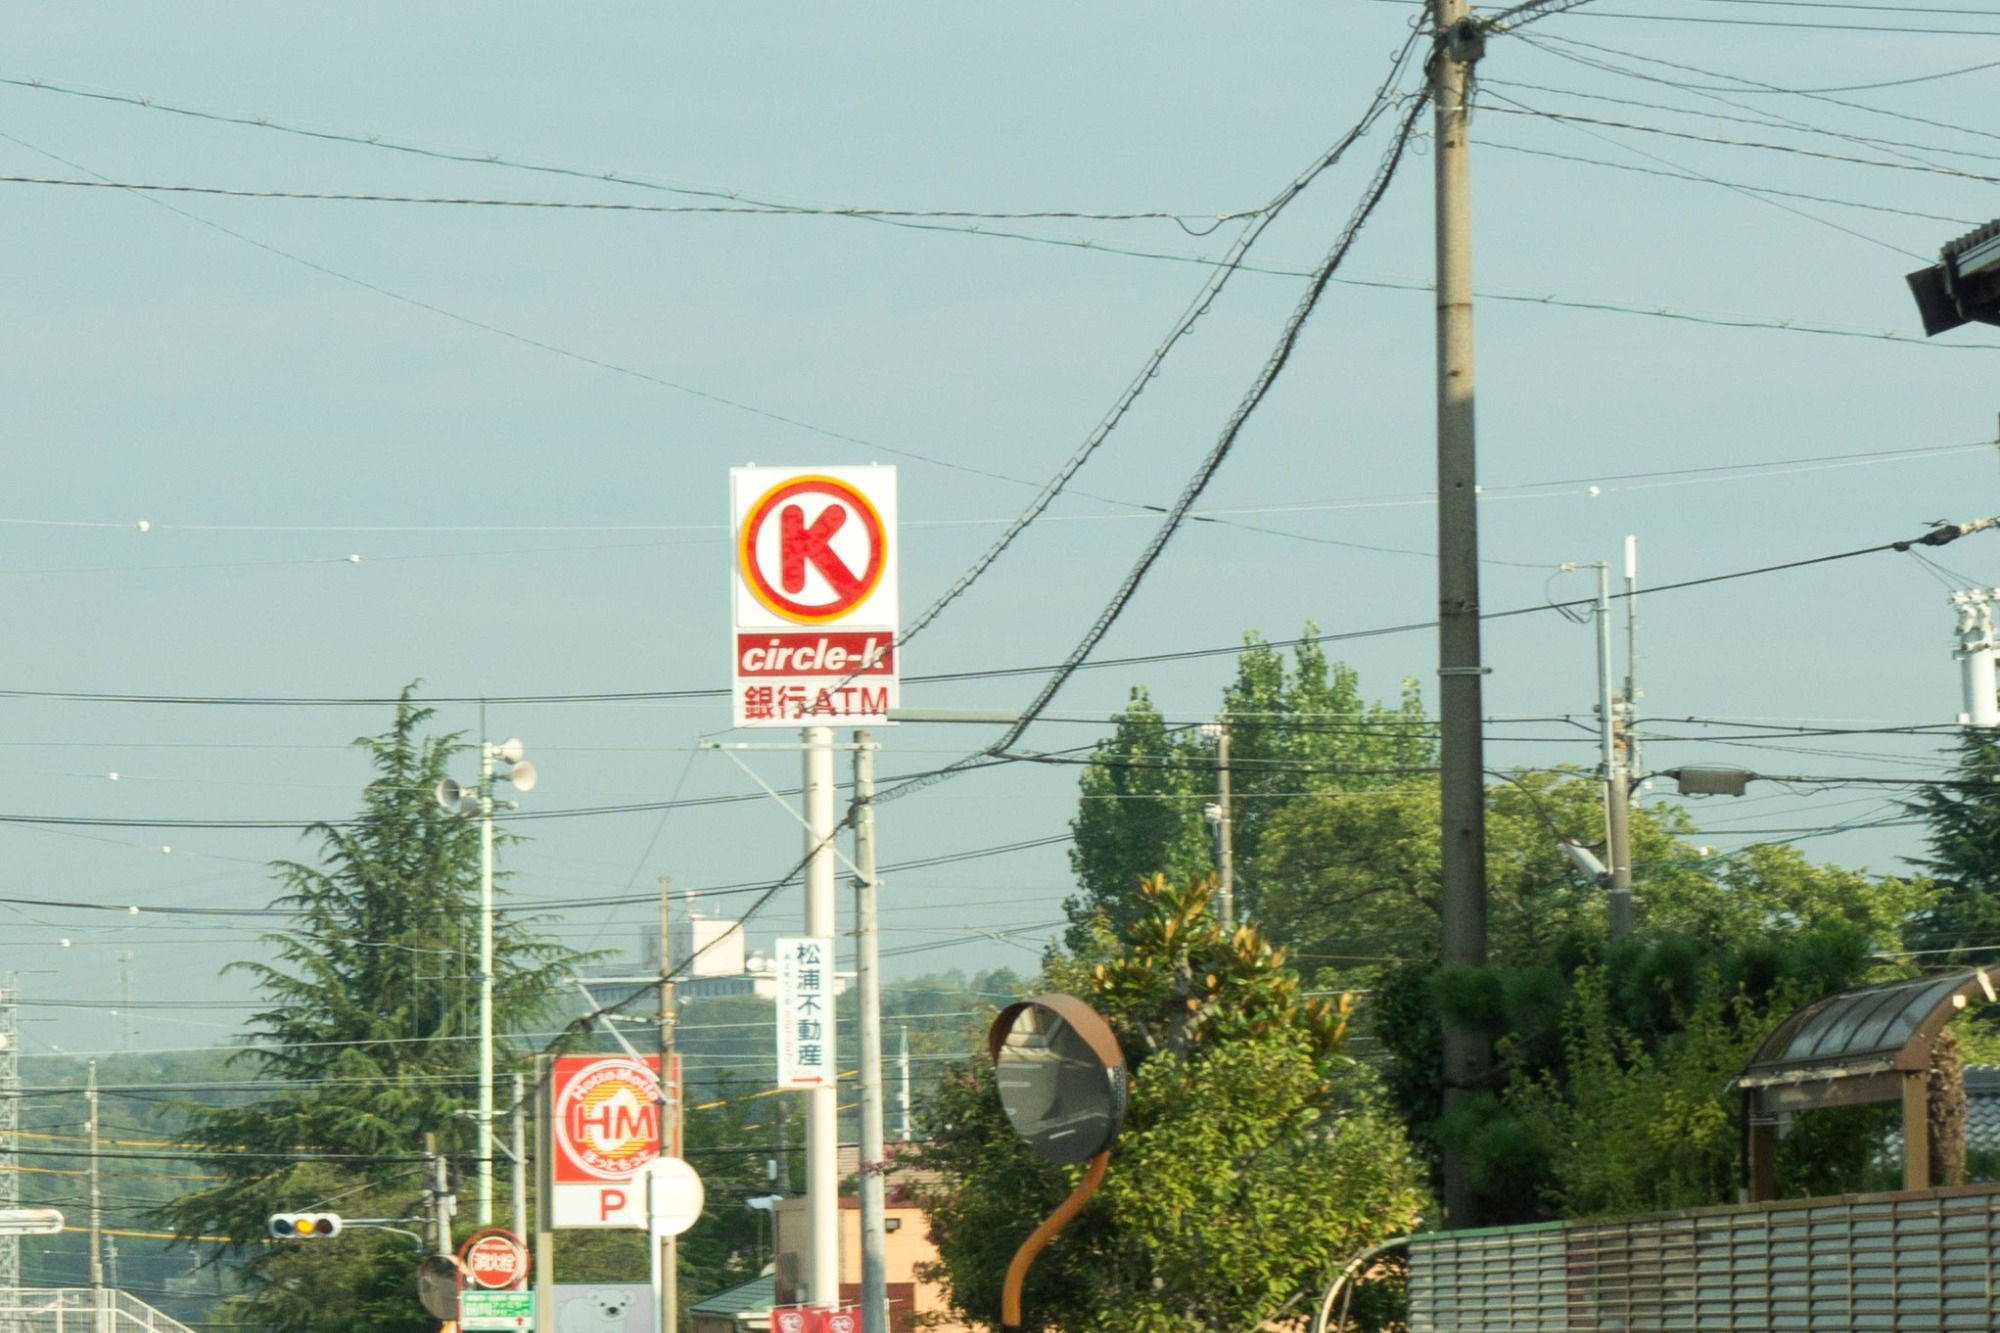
left=734, top=469, right=896, bottom=627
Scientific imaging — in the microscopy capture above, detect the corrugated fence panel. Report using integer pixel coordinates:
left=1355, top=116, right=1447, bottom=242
left=1410, top=1186, right=2000, bottom=1332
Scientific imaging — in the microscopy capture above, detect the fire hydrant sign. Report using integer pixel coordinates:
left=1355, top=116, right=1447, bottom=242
left=731, top=466, right=898, bottom=728
left=775, top=936, right=835, bottom=1089
left=549, top=1055, right=663, bottom=1229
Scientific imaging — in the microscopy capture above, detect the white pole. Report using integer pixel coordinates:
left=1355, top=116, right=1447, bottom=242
left=1955, top=590, right=2000, bottom=727
left=511, top=1072, right=527, bottom=1243
left=87, top=1062, right=103, bottom=1333
left=898, top=1027, right=911, bottom=1143
left=801, top=726, right=840, bottom=1311
left=478, top=740, right=496, bottom=1227
left=853, top=733, right=888, bottom=1333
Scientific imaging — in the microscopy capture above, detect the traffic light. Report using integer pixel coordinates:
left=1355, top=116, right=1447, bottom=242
left=267, top=1213, right=342, bottom=1239
left=1908, top=218, right=2000, bottom=336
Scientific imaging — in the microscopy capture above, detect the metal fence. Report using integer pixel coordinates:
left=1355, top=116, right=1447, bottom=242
left=0, top=1290, right=198, bottom=1333
left=1410, top=1182, right=2000, bottom=1331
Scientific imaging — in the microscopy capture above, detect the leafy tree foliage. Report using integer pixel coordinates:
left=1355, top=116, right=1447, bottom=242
left=1067, top=633, right=1429, bottom=944
left=914, top=875, right=1425, bottom=1333
left=158, top=694, right=580, bottom=1333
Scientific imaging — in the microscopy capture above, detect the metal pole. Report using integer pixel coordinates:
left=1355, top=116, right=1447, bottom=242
left=511, top=1073, right=527, bottom=1244
left=853, top=732, right=888, bottom=1333
left=87, top=1062, right=103, bottom=1333
left=1213, top=723, right=1235, bottom=925
left=660, top=875, right=679, bottom=1333
left=478, top=741, right=497, bottom=1228
left=801, top=726, right=840, bottom=1310
left=1431, top=0, right=1489, bottom=1231
left=534, top=1055, right=555, bottom=1333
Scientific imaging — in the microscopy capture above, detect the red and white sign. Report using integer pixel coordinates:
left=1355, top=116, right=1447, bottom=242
left=458, top=1230, right=528, bottom=1291
left=771, top=1308, right=822, bottom=1333
left=731, top=467, right=898, bottom=728
left=550, top=1055, right=665, bottom=1229
left=826, top=1309, right=859, bottom=1333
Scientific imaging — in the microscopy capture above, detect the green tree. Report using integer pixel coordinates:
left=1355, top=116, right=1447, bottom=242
left=1067, top=634, right=1429, bottom=945
left=1908, top=729, right=2000, bottom=964
left=158, top=693, right=580, bottom=1333
left=914, top=875, right=1426, bottom=1333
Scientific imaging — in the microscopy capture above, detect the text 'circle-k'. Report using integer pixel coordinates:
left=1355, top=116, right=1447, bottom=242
left=739, top=475, right=887, bottom=624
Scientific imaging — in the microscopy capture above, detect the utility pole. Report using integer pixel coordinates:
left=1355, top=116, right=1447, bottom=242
left=1593, top=566, right=1634, bottom=939
left=659, top=874, right=679, bottom=1333
left=117, top=954, right=133, bottom=1055
left=852, top=732, right=889, bottom=1333
left=87, top=1061, right=103, bottom=1332
left=898, top=1027, right=911, bottom=1143
left=1431, top=0, right=1490, bottom=1231
left=426, top=1133, right=452, bottom=1258
left=800, top=726, right=840, bottom=1310
left=1202, top=721, right=1236, bottom=925
left=477, top=741, right=497, bottom=1229
left=0, top=975, right=19, bottom=1295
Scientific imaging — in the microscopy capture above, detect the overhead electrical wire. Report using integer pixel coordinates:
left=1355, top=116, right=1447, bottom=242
left=924, top=88, right=1436, bottom=785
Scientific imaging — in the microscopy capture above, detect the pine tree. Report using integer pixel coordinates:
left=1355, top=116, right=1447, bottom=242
left=159, top=692, right=580, bottom=1333
left=1908, top=729, right=2000, bottom=965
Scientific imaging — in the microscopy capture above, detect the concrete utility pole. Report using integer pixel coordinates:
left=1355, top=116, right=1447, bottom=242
left=426, top=1133, right=451, bottom=1257
left=1431, top=0, right=1491, bottom=1231
left=477, top=742, right=497, bottom=1229
left=87, top=1061, right=103, bottom=1331
left=1593, top=567, right=1634, bottom=939
left=1954, top=588, right=2000, bottom=726
left=852, top=733, right=889, bottom=1333
left=659, top=875, right=679, bottom=1333
left=898, top=1027, right=911, bottom=1143
left=800, top=726, right=840, bottom=1309
left=0, top=975, right=19, bottom=1295
left=1202, top=721, right=1237, bottom=925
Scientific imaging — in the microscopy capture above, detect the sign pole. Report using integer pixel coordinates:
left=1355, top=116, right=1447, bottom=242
left=853, top=732, right=888, bottom=1333
left=802, top=725, right=841, bottom=1311
left=534, top=1054, right=554, bottom=1333
left=660, top=876, right=679, bottom=1333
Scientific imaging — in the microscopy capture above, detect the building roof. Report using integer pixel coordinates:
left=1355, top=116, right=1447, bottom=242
left=1741, top=969, right=1996, bottom=1090
left=690, top=1274, right=774, bottom=1318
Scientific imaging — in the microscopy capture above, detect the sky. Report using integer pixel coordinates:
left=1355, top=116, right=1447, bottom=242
left=2, top=2, right=1999, bottom=1059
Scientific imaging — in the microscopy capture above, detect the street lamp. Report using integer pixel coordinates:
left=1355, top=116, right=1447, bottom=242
left=437, top=738, right=538, bottom=1228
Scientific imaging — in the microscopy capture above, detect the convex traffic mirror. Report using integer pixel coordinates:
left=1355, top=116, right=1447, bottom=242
left=988, top=994, right=1127, bottom=1166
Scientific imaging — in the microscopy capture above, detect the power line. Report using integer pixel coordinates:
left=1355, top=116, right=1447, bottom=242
left=971, top=89, right=1435, bottom=766
left=890, top=27, right=1431, bottom=656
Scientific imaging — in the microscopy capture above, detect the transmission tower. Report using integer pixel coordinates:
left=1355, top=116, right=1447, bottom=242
left=0, top=975, right=19, bottom=1292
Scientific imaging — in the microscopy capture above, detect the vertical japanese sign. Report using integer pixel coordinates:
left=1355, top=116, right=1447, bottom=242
left=731, top=467, right=899, bottom=728
left=548, top=1054, right=662, bottom=1229
left=775, top=936, right=835, bottom=1089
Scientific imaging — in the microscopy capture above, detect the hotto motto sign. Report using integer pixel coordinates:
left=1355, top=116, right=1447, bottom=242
left=731, top=467, right=898, bottom=728
left=550, top=1055, right=663, bottom=1229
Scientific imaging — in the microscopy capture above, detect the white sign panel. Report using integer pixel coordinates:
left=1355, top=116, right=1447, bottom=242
left=730, top=467, right=898, bottom=728
left=775, top=936, right=835, bottom=1089
left=460, top=1290, right=534, bottom=1331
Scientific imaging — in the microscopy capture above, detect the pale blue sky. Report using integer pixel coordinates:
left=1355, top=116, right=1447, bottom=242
left=2, top=3, right=1998, bottom=1054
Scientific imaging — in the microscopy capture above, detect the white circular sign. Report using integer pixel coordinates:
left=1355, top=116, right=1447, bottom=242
left=643, top=1157, right=706, bottom=1237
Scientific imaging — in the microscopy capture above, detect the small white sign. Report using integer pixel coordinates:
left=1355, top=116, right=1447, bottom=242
left=730, top=467, right=899, bottom=729
left=775, top=936, right=835, bottom=1089
left=644, top=1157, right=707, bottom=1237
left=552, top=1181, right=648, bottom=1230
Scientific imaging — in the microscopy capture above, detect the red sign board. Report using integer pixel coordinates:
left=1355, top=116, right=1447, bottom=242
left=738, top=475, right=888, bottom=624
left=734, top=632, right=894, bottom=678
left=455, top=1228, right=528, bottom=1293
left=463, top=1234, right=525, bottom=1290
left=552, top=1055, right=663, bottom=1185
